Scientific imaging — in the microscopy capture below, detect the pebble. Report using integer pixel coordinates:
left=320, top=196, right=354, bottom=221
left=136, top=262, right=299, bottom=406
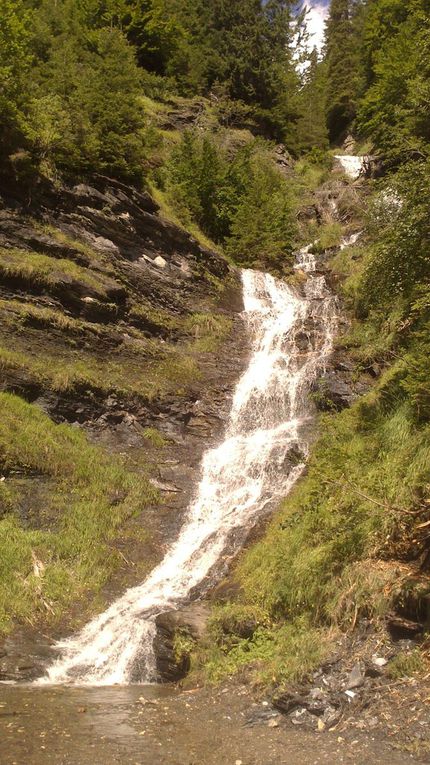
left=372, top=656, right=388, bottom=667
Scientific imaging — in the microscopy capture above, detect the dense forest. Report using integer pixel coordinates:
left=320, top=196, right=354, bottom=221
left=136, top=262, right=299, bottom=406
left=1, top=0, right=430, bottom=710
left=2, top=0, right=429, bottom=270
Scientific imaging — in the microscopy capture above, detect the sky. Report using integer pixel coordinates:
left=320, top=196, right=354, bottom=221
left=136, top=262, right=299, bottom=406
left=303, top=1, right=329, bottom=51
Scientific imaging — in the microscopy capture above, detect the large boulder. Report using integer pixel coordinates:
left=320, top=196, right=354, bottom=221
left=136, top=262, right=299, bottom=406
left=154, top=602, right=210, bottom=683
left=312, top=372, right=356, bottom=411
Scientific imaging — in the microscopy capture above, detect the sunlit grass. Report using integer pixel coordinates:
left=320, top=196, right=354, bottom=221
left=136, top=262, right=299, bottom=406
left=0, top=392, right=158, bottom=634
left=0, top=247, right=117, bottom=297
left=198, top=375, right=430, bottom=683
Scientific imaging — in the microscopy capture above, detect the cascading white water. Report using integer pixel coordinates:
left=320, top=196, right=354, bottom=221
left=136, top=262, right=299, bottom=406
left=334, top=155, right=366, bottom=179
left=42, top=250, right=337, bottom=686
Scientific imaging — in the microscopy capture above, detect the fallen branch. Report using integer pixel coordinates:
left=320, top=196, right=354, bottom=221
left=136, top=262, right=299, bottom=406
left=324, top=477, right=399, bottom=513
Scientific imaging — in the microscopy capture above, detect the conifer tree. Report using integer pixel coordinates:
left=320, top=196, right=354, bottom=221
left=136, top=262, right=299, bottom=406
left=296, top=50, right=329, bottom=153
left=325, top=0, right=361, bottom=142
left=0, top=0, right=33, bottom=165
left=357, top=0, right=430, bottom=160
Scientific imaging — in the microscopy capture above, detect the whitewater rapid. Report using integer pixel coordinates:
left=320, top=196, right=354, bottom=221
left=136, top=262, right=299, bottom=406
left=334, top=154, right=366, bottom=179
left=43, top=252, right=337, bottom=685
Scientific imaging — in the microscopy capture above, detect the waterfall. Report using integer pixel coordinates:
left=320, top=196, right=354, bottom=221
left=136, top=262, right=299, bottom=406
left=42, top=250, right=337, bottom=686
left=334, top=155, right=366, bottom=179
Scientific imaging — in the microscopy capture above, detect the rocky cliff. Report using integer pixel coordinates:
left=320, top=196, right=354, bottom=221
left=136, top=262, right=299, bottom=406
left=0, top=175, right=247, bottom=680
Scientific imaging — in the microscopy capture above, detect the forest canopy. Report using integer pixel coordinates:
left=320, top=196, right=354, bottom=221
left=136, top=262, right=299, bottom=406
left=0, top=1, right=428, bottom=183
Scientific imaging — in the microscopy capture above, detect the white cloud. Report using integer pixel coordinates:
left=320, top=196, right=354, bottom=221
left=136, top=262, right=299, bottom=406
left=304, top=3, right=328, bottom=52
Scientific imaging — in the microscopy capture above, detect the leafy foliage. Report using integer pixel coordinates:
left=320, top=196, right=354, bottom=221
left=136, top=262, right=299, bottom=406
left=324, top=0, right=362, bottom=142
left=0, top=0, right=33, bottom=161
left=360, top=161, right=430, bottom=309
left=357, top=2, right=430, bottom=161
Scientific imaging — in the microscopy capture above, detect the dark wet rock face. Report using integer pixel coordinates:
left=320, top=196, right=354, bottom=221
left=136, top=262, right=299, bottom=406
left=311, top=350, right=371, bottom=412
left=0, top=629, right=52, bottom=682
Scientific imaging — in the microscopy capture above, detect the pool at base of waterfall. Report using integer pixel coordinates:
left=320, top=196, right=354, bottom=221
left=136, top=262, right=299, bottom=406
left=0, top=682, right=414, bottom=765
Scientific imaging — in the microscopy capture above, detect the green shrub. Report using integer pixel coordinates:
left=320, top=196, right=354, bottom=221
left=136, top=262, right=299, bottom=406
left=202, top=615, right=325, bottom=686
left=387, top=649, right=426, bottom=680
left=360, top=162, right=430, bottom=312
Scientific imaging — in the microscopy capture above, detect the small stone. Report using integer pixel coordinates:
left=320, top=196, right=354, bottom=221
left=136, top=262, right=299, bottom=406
left=317, top=718, right=325, bottom=731
left=154, top=255, right=167, bottom=269
left=291, top=708, right=313, bottom=726
left=372, top=656, right=388, bottom=667
left=345, top=662, right=365, bottom=690
left=268, top=718, right=279, bottom=728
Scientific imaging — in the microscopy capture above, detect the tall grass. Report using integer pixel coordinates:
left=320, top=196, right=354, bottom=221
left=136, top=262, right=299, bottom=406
left=0, top=248, right=117, bottom=296
left=0, top=393, right=158, bottom=634
left=200, top=373, right=430, bottom=685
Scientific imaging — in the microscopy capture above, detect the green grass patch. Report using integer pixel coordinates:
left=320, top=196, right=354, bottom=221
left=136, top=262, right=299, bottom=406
left=387, top=649, right=426, bottom=680
left=149, top=183, right=222, bottom=256
left=200, top=614, right=326, bottom=687
left=199, top=372, right=430, bottom=683
left=33, top=223, right=109, bottom=267
left=311, top=222, right=343, bottom=253
left=0, top=298, right=81, bottom=333
left=142, top=427, right=168, bottom=448
left=184, top=312, right=232, bottom=353
left=0, top=339, right=201, bottom=399
left=0, top=247, right=118, bottom=297
left=128, top=300, right=181, bottom=333
left=294, top=156, right=332, bottom=192
left=0, top=392, right=158, bottom=634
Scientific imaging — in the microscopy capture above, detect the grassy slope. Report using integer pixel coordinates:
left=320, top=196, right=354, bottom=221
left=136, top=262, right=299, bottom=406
left=0, top=392, right=157, bottom=634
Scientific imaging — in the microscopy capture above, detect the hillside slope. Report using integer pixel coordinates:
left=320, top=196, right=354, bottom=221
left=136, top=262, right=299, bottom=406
left=0, top=171, right=246, bottom=680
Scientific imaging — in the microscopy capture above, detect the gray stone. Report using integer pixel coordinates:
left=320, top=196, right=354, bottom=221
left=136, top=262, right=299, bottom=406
left=154, top=255, right=167, bottom=269
left=345, top=662, right=365, bottom=690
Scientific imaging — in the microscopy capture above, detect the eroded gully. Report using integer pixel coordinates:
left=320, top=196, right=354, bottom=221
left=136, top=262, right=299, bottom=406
left=41, top=247, right=337, bottom=686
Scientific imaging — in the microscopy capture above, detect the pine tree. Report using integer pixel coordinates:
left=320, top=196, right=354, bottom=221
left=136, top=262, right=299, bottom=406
left=357, top=0, right=430, bottom=160
left=325, top=0, right=361, bottom=142
left=0, top=0, right=33, bottom=165
left=296, top=50, right=329, bottom=153
left=26, top=1, right=146, bottom=180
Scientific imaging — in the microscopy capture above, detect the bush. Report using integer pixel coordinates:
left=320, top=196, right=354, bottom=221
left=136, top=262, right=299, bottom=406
left=360, top=161, right=430, bottom=311
left=22, top=6, right=147, bottom=182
